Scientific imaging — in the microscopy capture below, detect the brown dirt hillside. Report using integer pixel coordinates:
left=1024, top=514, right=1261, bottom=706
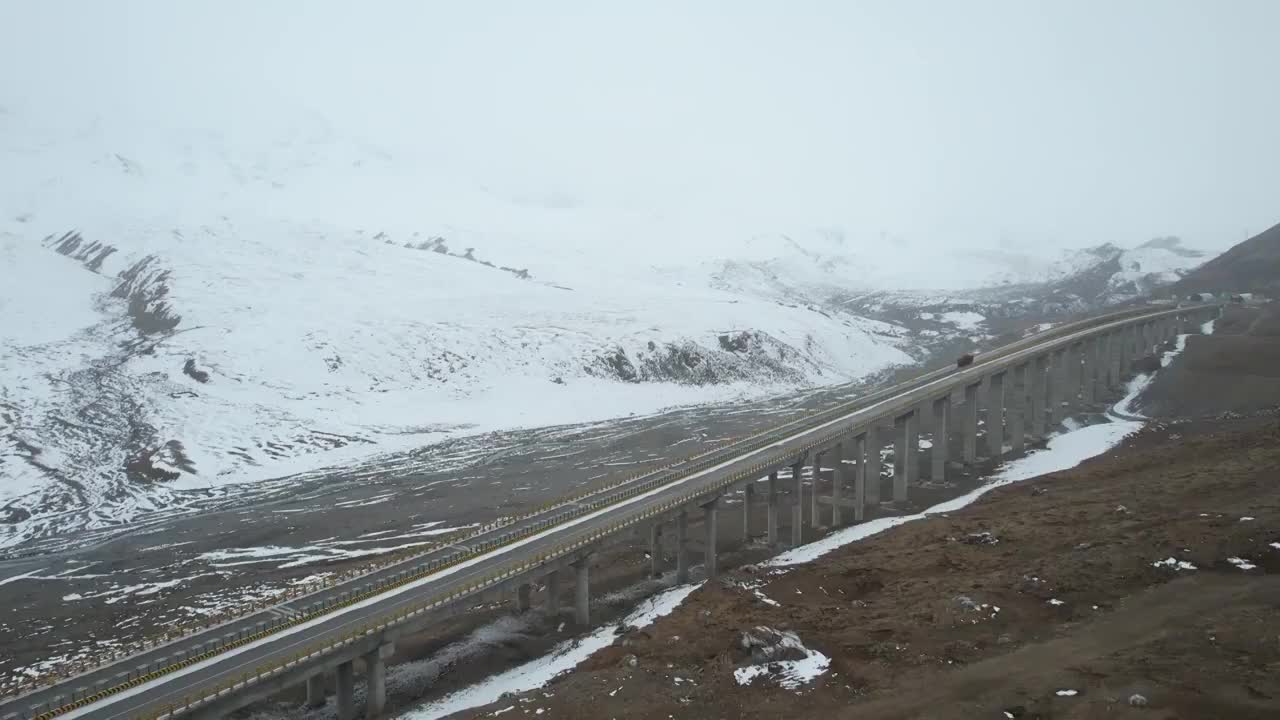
left=1141, top=302, right=1280, bottom=417
left=1172, top=221, right=1280, bottom=297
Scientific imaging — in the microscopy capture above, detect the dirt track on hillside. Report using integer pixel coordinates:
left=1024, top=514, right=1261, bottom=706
left=456, top=410, right=1280, bottom=719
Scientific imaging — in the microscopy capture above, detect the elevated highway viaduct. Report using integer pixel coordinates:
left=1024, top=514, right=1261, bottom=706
left=0, top=303, right=1220, bottom=720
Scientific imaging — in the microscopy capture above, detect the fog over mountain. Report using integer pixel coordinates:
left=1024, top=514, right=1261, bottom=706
left=4, top=1, right=1277, bottom=265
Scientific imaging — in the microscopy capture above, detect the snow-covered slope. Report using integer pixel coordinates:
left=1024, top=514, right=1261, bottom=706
left=0, top=111, right=921, bottom=551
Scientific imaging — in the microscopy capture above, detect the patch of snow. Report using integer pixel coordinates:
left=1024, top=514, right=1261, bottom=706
left=767, top=420, right=1141, bottom=567
left=733, top=632, right=830, bottom=689
left=1201, top=318, right=1216, bottom=335
left=1047, top=598, right=1065, bottom=606
left=1152, top=557, right=1197, bottom=571
left=938, top=311, right=985, bottom=331
left=1056, top=689, right=1079, bottom=697
left=1227, top=557, right=1257, bottom=571
left=1239, top=516, right=1255, bottom=522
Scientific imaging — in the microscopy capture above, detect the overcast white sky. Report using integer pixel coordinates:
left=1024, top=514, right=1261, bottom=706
left=2, top=0, right=1278, bottom=253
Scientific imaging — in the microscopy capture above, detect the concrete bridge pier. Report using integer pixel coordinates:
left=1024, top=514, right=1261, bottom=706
left=362, top=642, right=394, bottom=719
left=648, top=525, right=663, bottom=577
left=810, top=450, right=824, bottom=524
left=675, top=511, right=690, bottom=583
left=336, top=661, right=355, bottom=720
left=1030, top=355, right=1048, bottom=439
left=931, top=395, right=950, bottom=480
left=909, top=404, right=924, bottom=486
left=515, top=582, right=532, bottom=613
left=1108, top=331, right=1122, bottom=387
left=790, top=459, right=805, bottom=546
left=853, top=433, right=868, bottom=521
left=893, top=412, right=915, bottom=502
left=766, top=471, right=779, bottom=546
left=544, top=570, right=561, bottom=616
left=830, top=442, right=846, bottom=526
left=864, top=427, right=883, bottom=506
left=986, top=371, right=1005, bottom=457
left=961, top=382, right=980, bottom=463
left=306, top=673, right=326, bottom=708
left=573, top=559, right=590, bottom=624
left=1081, top=338, right=1096, bottom=404
left=703, top=499, right=719, bottom=580
left=742, top=483, right=754, bottom=542
left=1008, top=363, right=1027, bottom=454
left=1048, top=348, right=1066, bottom=426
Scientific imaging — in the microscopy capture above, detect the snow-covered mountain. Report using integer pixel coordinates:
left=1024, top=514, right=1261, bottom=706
left=1, top=111, right=930, bottom=551
left=0, top=106, right=1216, bottom=553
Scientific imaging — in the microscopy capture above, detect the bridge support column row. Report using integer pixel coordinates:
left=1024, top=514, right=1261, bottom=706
left=742, top=483, right=754, bottom=542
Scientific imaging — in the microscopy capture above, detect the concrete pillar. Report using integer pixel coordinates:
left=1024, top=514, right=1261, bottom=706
left=864, top=427, right=882, bottom=506
left=306, top=673, right=326, bottom=709
left=791, top=460, right=804, bottom=547
left=362, top=643, right=392, bottom=720
left=986, top=371, right=1005, bottom=457
left=931, top=395, right=950, bottom=481
left=703, top=499, right=719, bottom=579
left=573, top=559, right=590, bottom=625
left=766, top=472, right=779, bottom=546
left=893, top=413, right=912, bottom=502
left=515, top=583, right=531, bottom=613
left=810, top=451, right=823, bottom=525
left=1080, top=338, right=1096, bottom=404
left=1108, top=331, right=1122, bottom=387
left=742, top=483, right=754, bottom=542
left=961, top=382, right=979, bottom=463
left=908, top=404, right=923, bottom=486
left=1009, top=363, right=1027, bottom=453
left=648, top=525, right=662, bottom=577
left=830, top=443, right=845, bottom=526
left=675, top=511, right=689, bottom=583
left=1030, top=354, right=1048, bottom=439
left=1048, top=348, right=1066, bottom=426
left=336, top=661, right=355, bottom=720
left=853, top=432, right=868, bottom=521
left=544, top=570, right=561, bottom=616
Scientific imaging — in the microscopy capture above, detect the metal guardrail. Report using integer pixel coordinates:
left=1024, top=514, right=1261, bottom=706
left=16, top=303, right=1215, bottom=720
